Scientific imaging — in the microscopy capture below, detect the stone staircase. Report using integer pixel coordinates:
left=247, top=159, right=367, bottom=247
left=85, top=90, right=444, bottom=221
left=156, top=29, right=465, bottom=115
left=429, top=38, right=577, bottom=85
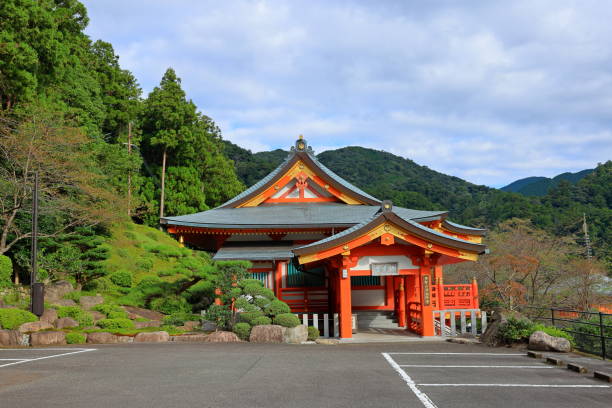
left=355, top=311, right=399, bottom=329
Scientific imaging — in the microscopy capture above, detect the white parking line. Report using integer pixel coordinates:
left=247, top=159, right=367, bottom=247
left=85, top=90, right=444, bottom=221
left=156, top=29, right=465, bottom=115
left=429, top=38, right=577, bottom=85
left=419, top=384, right=611, bottom=388
left=382, top=352, right=438, bottom=408
left=399, top=365, right=554, bottom=369
left=0, top=348, right=96, bottom=368
left=388, top=352, right=524, bottom=356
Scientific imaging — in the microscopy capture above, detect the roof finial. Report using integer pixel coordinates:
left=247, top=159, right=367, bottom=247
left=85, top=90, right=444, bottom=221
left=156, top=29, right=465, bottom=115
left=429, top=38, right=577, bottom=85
left=299, top=134, right=303, bottom=140
left=381, top=200, right=393, bottom=212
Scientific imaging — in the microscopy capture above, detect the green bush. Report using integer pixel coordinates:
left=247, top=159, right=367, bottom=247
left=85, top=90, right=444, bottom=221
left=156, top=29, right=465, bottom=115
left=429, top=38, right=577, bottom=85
left=136, top=275, right=161, bottom=289
left=97, top=318, right=135, bottom=330
left=239, top=310, right=264, bottom=324
left=147, top=245, right=184, bottom=259
left=116, top=248, right=129, bottom=258
left=57, top=306, right=94, bottom=326
left=307, top=326, right=320, bottom=341
left=233, top=322, right=251, bottom=340
left=273, top=313, right=300, bottom=328
left=136, top=257, right=154, bottom=271
left=110, top=270, right=133, bottom=288
left=92, top=303, right=124, bottom=316
left=0, top=255, right=13, bottom=288
left=499, top=317, right=576, bottom=346
left=163, top=312, right=198, bottom=326
left=150, top=296, right=190, bottom=315
left=251, top=316, right=272, bottom=326
left=66, top=332, right=86, bottom=344
left=242, top=283, right=274, bottom=300
left=0, top=308, right=37, bottom=329
left=266, top=299, right=290, bottom=316
left=108, top=310, right=129, bottom=319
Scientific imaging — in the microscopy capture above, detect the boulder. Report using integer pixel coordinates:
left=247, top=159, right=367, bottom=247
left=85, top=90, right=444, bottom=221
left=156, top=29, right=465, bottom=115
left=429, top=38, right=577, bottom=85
left=183, top=320, right=201, bottom=331
left=202, top=320, right=217, bottom=331
left=528, top=331, right=571, bottom=352
left=79, top=295, right=104, bottom=310
left=283, top=325, right=308, bottom=344
left=134, top=320, right=161, bottom=329
left=204, top=331, right=240, bottom=343
left=87, top=332, right=119, bottom=344
left=54, top=317, right=79, bottom=329
left=90, top=311, right=106, bottom=322
left=0, top=330, right=21, bottom=346
left=18, top=321, right=53, bottom=333
left=39, top=309, right=58, bottom=324
left=30, top=331, right=66, bottom=346
left=122, top=306, right=164, bottom=321
left=249, top=325, right=284, bottom=343
left=480, top=309, right=511, bottom=347
left=171, top=334, right=209, bottom=342
left=53, top=299, right=77, bottom=307
left=45, top=280, right=74, bottom=303
left=134, top=331, right=170, bottom=343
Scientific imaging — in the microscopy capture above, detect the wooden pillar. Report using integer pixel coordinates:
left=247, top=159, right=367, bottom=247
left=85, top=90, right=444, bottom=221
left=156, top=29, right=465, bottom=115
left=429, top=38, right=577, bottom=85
left=397, top=278, right=406, bottom=327
left=420, top=266, right=435, bottom=336
left=274, top=261, right=284, bottom=298
left=385, top=276, right=394, bottom=308
left=437, top=277, right=445, bottom=310
left=338, top=259, right=352, bottom=339
left=471, top=277, right=479, bottom=309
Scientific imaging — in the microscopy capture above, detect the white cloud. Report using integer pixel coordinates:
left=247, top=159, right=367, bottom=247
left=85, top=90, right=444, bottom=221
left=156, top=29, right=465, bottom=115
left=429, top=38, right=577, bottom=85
left=83, top=0, right=612, bottom=187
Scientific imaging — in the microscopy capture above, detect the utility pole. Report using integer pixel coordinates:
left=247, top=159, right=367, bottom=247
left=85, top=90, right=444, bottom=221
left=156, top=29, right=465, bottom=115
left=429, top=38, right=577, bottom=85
left=583, top=213, right=592, bottom=261
left=127, top=122, right=132, bottom=217
left=31, top=172, right=44, bottom=316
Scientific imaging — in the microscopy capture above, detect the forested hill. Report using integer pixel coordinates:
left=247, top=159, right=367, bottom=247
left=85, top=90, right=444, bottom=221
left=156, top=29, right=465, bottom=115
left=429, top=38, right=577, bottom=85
left=224, top=141, right=611, bottom=268
left=501, top=169, right=594, bottom=196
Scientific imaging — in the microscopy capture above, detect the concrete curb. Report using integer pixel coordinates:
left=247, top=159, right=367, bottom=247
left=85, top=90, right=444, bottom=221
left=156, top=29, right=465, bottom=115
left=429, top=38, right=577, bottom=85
left=526, top=351, right=612, bottom=383
left=593, top=371, right=612, bottom=383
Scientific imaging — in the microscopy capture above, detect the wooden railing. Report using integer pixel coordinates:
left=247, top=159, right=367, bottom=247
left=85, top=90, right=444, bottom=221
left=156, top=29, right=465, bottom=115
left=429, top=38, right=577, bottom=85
left=279, top=287, right=328, bottom=312
left=431, top=283, right=478, bottom=309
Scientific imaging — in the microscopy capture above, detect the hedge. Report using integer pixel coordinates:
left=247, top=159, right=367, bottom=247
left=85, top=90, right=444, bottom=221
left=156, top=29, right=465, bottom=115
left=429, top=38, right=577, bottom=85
left=233, top=322, right=251, bottom=340
left=66, top=332, right=87, bottom=344
left=0, top=308, right=37, bottom=329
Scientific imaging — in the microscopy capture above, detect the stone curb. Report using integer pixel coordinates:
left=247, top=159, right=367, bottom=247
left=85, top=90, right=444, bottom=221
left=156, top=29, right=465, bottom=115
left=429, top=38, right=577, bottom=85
left=593, top=371, right=612, bottom=383
left=545, top=356, right=564, bottom=366
left=566, top=362, right=587, bottom=374
left=526, top=352, right=612, bottom=383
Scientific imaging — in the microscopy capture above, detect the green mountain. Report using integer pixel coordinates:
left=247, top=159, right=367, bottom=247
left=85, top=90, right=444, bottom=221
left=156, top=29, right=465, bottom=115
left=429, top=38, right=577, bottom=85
left=502, top=169, right=594, bottom=196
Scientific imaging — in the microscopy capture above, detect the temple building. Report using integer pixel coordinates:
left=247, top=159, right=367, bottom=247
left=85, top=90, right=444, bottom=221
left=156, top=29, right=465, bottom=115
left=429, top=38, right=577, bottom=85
left=161, top=137, right=487, bottom=339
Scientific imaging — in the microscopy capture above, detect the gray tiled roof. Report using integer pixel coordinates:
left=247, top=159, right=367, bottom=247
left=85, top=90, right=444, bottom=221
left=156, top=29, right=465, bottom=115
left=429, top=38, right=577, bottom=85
left=310, top=154, right=380, bottom=202
left=444, top=220, right=486, bottom=233
left=213, top=244, right=295, bottom=261
left=161, top=204, right=447, bottom=229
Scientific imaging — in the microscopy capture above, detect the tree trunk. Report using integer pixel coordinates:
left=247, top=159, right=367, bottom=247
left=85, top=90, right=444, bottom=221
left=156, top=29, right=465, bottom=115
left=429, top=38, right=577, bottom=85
left=159, top=147, right=167, bottom=219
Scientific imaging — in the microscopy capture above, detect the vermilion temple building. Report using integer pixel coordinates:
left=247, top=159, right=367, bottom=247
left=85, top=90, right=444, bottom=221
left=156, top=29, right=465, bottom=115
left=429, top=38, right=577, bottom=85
left=161, top=137, right=487, bottom=339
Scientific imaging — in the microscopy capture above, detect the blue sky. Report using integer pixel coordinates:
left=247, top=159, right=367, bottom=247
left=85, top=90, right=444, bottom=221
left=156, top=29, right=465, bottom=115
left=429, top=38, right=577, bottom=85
left=83, top=0, right=612, bottom=187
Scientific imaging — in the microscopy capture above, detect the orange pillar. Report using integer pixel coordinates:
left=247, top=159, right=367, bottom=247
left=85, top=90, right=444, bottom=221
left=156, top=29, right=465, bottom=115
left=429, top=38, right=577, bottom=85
left=274, top=261, right=284, bottom=298
left=338, top=266, right=352, bottom=339
left=385, top=276, right=394, bottom=307
left=471, top=277, right=479, bottom=309
left=420, top=266, right=435, bottom=336
left=437, top=277, right=445, bottom=310
left=397, top=279, right=406, bottom=327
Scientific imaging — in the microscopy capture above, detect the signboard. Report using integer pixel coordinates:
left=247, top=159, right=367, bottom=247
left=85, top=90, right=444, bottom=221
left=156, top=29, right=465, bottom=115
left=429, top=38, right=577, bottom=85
left=370, top=262, right=399, bottom=276
left=422, top=275, right=430, bottom=306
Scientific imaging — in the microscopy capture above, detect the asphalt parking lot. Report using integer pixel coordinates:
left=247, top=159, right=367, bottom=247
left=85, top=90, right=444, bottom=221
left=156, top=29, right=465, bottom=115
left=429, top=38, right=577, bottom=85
left=0, top=342, right=609, bottom=408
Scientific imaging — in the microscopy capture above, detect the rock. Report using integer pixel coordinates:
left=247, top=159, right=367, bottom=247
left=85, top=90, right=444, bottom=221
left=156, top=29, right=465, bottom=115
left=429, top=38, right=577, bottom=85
left=53, top=299, right=77, bottom=307
left=134, top=331, right=170, bottom=343
left=90, top=311, right=106, bottom=322
left=171, top=334, right=209, bottom=342
left=54, top=317, right=79, bottom=329
left=116, top=336, right=133, bottom=343
left=183, top=320, right=201, bottom=331
left=204, top=331, right=240, bottom=343
left=18, top=321, right=53, bottom=333
left=122, top=306, right=164, bottom=321
left=79, top=295, right=104, bottom=310
left=315, top=338, right=339, bottom=345
left=30, top=331, right=66, bottom=346
left=134, top=320, right=161, bottom=329
left=87, top=332, right=119, bottom=344
left=39, top=309, right=58, bottom=324
left=0, top=330, right=21, bottom=346
left=202, top=320, right=217, bottom=331
left=480, top=309, right=512, bottom=347
left=45, top=280, right=74, bottom=303
left=283, top=325, right=308, bottom=344
left=249, top=325, right=284, bottom=343
left=528, top=331, right=571, bottom=352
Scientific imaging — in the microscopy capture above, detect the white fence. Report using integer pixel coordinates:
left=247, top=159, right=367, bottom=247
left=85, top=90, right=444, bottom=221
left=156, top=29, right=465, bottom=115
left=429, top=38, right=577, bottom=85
left=295, top=313, right=338, bottom=338
left=433, top=309, right=487, bottom=337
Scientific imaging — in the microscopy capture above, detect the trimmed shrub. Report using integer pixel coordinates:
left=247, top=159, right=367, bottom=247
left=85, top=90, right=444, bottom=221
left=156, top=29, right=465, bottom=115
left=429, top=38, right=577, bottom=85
left=150, top=296, right=190, bottom=315
left=251, top=316, right=272, bottom=326
left=273, top=313, right=300, bottom=328
left=136, top=275, right=161, bottom=289
left=233, top=322, right=251, bottom=340
left=499, top=317, right=534, bottom=343
left=57, top=306, right=94, bottom=326
left=116, top=248, right=129, bottom=258
left=92, top=303, right=124, bottom=317
left=307, top=326, right=320, bottom=341
left=266, top=299, right=290, bottom=316
left=242, top=284, right=274, bottom=300
left=0, top=255, right=13, bottom=288
left=97, top=318, right=135, bottom=330
left=66, top=332, right=86, bottom=344
left=110, top=270, right=132, bottom=288
left=163, top=312, right=198, bottom=326
left=0, top=308, right=37, bottom=329
left=108, top=310, right=129, bottom=319
left=136, top=257, right=154, bottom=271
left=239, top=311, right=264, bottom=325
